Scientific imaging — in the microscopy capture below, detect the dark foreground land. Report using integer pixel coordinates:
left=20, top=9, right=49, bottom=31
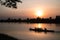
left=0, top=33, right=18, bottom=40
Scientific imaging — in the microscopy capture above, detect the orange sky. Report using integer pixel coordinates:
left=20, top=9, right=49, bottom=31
left=0, top=0, right=60, bottom=19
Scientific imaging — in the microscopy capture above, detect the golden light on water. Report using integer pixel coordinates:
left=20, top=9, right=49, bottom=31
left=36, top=24, right=47, bottom=29
left=36, top=24, right=45, bottom=28
left=33, top=24, right=42, bottom=28
left=37, top=24, right=42, bottom=28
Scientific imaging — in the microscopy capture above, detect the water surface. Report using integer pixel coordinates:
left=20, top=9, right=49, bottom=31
left=0, top=23, right=60, bottom=40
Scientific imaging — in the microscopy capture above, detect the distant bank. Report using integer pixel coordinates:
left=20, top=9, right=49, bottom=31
left=0, top=16, right=60, bottom=24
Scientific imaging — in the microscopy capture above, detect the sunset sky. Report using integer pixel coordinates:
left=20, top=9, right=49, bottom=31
left=0, top=0, right=60, bottom=19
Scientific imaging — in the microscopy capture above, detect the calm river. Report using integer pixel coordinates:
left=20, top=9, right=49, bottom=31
left=0, top=23, right=60, bottom=40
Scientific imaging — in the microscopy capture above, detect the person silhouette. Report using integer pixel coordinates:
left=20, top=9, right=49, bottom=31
left=44, top=28, right=47, bottom=31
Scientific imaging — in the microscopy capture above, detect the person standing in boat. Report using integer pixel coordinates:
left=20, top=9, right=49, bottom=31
left=44, top=28, right=47, bottom=31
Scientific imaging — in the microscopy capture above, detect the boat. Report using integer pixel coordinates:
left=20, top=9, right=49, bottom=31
left=29, top=28, right=55, bottom=32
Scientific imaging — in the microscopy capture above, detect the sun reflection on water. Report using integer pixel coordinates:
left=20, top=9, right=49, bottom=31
left=37, top=24, right=42, bottom=28
left=36, top=23, right=45, bottom=29
left=32, top=23, right=49, bottom=29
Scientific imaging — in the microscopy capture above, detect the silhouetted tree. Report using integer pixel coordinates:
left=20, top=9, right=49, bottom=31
left=0, top=0, right=22, bottom=8
left=27, top=18, right=29, bottom=20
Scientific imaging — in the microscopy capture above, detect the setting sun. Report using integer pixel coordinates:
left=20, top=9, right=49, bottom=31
left=36, top=10, right=43, bottom=17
